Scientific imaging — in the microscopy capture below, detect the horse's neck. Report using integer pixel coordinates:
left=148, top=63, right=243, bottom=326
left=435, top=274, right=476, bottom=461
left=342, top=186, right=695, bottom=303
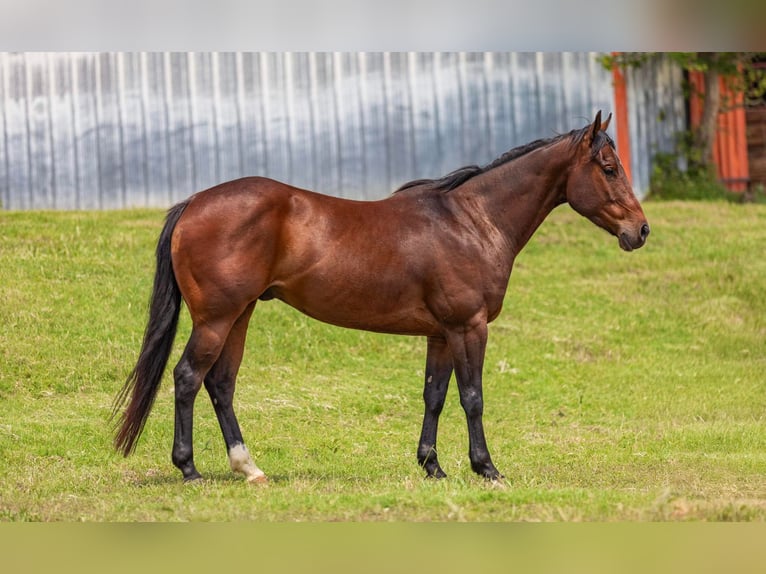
left=462, top=142, right=572, bottom=257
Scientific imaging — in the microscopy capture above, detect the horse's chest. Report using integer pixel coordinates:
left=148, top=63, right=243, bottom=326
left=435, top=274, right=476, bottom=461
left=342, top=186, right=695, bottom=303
left=424, top=258, right=510, bottom=326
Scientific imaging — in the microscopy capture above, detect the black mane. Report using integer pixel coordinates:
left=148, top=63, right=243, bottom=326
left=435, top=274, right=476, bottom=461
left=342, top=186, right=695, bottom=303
left=395, top=125, right=614, bottom=194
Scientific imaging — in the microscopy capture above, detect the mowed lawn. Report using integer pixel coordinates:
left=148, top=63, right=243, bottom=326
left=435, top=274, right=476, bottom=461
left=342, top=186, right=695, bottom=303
left=0, top=200, right=764, bottom=521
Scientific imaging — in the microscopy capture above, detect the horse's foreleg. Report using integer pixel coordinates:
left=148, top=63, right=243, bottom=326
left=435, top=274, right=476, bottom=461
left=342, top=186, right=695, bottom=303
left=417, top=336, right=453, bottom=478
left=446, top=318, right=503, bottom=480
left=172, top=322, right=230, bottom=482
left=203, top=303, right=267, bottom=484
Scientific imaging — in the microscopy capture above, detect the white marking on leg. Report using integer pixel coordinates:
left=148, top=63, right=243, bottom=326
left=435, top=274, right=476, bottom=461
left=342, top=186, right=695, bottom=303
left=228, top=443, right=268, bottom=484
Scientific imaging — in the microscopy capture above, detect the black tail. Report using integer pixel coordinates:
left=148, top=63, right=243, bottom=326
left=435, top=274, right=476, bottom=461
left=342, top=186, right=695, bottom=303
left=112, top=200, right=189, bottom=456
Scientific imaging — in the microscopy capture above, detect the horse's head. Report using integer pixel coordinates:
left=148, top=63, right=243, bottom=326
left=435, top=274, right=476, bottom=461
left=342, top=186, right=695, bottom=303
left=566, top=111, right=650, bottom=251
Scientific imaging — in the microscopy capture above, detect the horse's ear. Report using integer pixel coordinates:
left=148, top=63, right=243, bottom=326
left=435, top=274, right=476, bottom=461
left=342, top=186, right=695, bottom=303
left=600, top=112, right=612, bottom=133
left=588, top=110, right=602, bottom=143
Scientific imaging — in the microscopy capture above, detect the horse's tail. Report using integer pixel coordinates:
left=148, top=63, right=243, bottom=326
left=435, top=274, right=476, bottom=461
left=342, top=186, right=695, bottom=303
left=112, top=200, right=189, bottom=456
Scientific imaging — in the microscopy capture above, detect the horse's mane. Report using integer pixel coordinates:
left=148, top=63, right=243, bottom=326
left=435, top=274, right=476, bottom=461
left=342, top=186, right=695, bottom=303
left=394, top=125, right=615, bottom=194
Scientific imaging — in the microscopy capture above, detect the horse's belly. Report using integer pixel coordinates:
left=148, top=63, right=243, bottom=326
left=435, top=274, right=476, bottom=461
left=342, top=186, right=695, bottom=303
left=270, top=279, right=441, bottom=336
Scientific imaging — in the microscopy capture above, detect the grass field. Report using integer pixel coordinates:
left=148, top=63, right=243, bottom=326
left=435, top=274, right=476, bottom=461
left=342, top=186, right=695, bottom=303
left=0, top=200, right=764, bottom=521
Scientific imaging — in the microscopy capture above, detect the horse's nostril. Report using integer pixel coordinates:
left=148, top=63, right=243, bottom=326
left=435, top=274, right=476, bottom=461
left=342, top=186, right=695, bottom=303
left=640, top=223, right=650, bottom=241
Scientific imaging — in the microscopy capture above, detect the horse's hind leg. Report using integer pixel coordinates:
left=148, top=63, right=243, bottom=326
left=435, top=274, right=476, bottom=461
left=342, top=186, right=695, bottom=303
left=172, top=318, right=235, bottom=482
left=203, top=302, right=267, bottom=484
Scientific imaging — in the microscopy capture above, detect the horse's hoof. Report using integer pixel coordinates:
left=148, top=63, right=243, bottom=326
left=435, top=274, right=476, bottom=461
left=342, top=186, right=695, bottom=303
left=474, top=465, right=504, bottom=481
left=247, top=473, right=268, bottom=485
left=425, top=469, right=447, bottom=480
left=487, top=475, right=507, bottom=488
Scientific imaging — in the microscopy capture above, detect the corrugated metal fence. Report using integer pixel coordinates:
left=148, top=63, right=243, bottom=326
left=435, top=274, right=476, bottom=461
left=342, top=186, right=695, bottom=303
left=0, top=52, right=684, bottom=210
left=622, top=56, right=687, bottom=193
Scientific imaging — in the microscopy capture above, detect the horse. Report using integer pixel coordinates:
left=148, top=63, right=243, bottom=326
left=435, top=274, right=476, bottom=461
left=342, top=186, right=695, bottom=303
left=112, top=111, right=649, bottom=483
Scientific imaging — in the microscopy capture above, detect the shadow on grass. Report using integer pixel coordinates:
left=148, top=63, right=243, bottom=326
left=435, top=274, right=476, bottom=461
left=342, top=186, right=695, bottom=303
left=127, top=467, right=423, bottom=488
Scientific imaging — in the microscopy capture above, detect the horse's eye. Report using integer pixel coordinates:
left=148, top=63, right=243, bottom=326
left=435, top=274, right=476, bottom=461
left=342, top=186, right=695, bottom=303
left=603, top=166, right=616, bottom=176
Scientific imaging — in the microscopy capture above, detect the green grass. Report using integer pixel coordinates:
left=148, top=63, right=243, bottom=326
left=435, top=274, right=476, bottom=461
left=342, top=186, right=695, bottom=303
left=1, top=201, right=765, bottom=521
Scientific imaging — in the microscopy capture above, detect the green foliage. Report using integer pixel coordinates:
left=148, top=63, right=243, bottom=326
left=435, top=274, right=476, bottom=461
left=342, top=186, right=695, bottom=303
left=649, top=156, right=729, bottom=201
left=648, top=137, right=733, bottom=201
left=647, top=132, right=766, bottom=202
left=1, top=205, right=765, bottom=521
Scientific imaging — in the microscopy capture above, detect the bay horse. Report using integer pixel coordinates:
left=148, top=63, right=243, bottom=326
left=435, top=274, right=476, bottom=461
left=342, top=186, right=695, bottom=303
left=113, top=111, right=649, bottom=483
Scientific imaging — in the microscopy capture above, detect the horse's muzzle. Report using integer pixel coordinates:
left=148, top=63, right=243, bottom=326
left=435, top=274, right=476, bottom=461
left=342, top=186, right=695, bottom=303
left=619, top=222, right=650, bottom=252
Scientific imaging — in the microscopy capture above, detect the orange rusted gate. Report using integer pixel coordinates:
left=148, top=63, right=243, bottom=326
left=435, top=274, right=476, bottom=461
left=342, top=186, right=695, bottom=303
left=612, top=60, right=750, bottom=194
left=687, top=71, right=750, bottom=192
